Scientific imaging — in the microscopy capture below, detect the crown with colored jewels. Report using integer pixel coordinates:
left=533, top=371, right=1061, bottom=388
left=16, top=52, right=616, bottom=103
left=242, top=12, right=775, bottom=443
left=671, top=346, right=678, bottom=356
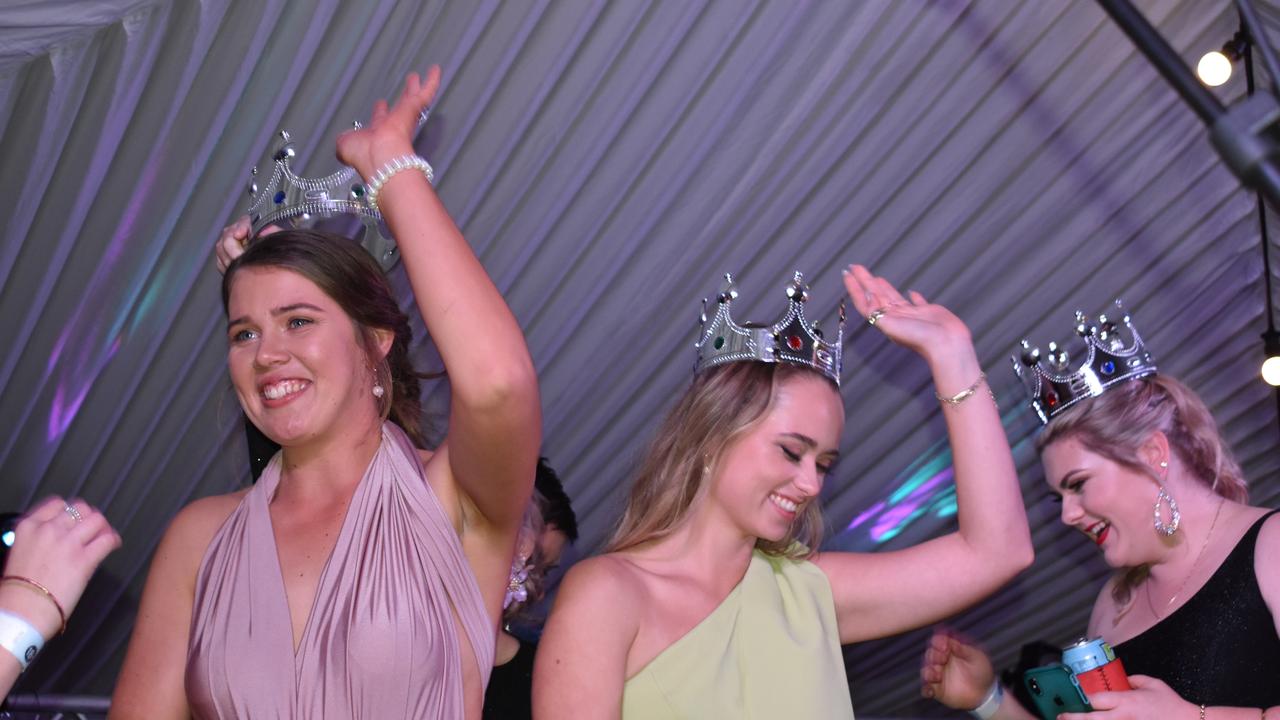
left=243, top=111, right=431, bottom=271
left=695, top=272, right=844, bottom=386
left=1012, top=300, right=1157, bottom=424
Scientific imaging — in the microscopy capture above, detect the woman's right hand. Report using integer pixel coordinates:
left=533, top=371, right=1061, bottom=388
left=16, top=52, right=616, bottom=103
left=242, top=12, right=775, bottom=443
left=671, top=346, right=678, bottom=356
left=842, top=264, right=974, bottom=367
left=336, top=67, right=440, bottom=184
left=920, top=628, right=997, bottom=709
left=0, top=496, right=121, bottom=638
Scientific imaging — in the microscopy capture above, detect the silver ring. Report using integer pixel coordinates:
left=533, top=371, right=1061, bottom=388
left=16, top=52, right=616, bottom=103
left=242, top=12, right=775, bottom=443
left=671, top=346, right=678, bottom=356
left=64, top=504, right=83, bottom=523
left=867, top=308, right=887, bottom=327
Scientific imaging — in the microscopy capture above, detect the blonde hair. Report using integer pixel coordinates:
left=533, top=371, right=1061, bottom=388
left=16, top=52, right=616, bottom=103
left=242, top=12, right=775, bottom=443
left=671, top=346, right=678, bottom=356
left=1036, top=374, right=1247, bottom=604
left=606, top=362, right=830, bottom=559
left=502, top=490, right=548, bottom=622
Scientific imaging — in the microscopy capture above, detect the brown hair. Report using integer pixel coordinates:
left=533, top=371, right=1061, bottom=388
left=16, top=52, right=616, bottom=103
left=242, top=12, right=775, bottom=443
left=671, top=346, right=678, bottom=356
left=222, top=229, right=431, bottom=448
left=1036, top=374, right=1247, bottom=604
left=606, top=362, right=831, bottom=558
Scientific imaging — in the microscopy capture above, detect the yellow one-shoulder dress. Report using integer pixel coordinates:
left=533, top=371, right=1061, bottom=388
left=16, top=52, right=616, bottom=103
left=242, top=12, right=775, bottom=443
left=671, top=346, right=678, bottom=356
left=621, top=549, right=855, bottom=719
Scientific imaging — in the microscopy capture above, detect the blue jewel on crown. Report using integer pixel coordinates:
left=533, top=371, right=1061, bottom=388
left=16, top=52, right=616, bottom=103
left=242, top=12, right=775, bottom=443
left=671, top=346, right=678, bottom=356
left=1011, top=299, right=1157, bottom=424
left=244, top=111, right=431, bottom=271
left=695, top=271, right=845, bottom=387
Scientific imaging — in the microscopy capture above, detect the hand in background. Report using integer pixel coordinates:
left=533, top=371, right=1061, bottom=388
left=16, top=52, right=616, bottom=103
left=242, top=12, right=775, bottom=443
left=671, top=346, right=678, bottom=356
left=0, top=496, right=121, bottom=639
left=920, top=628, right=996, bottom=710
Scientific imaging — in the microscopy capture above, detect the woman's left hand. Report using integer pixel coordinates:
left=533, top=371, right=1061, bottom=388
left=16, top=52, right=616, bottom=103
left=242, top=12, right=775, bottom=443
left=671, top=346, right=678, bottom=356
left=842, top=264, right=973, bottom=366
left=337, top=66, right=441, bottom=182
left=1059, top=676, right=1196, bottom=720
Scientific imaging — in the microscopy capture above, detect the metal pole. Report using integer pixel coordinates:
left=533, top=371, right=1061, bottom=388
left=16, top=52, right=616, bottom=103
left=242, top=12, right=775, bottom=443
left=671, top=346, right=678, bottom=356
left=1094, top=0, right=1227, bottom=124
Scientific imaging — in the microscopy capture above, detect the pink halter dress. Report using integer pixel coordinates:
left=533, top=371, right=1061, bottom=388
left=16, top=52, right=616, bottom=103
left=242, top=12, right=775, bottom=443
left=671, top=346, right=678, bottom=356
left=185, top=423, right=494, bottom=718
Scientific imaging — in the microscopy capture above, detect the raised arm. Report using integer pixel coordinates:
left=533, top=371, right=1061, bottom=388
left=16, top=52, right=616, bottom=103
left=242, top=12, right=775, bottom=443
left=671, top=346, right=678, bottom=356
left=335, top=68, right=540, bottom=532
left=813, top=265, right=1032, bottom=643
left=533, top=557, right=641, bottom=720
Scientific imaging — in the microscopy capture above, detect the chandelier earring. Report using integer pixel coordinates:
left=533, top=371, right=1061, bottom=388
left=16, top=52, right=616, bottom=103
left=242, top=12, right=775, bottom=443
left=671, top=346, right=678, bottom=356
left=1153, top=485, right=1181, bottom=536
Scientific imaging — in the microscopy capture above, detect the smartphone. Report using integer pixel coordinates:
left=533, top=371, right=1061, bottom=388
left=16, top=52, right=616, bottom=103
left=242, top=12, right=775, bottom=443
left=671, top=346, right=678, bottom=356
left=1023, top=664, right=1091, bottom=719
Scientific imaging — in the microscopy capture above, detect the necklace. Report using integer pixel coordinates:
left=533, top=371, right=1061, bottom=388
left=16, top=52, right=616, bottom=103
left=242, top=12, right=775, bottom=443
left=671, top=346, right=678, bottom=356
left=1144, top=497, right=1225, bottom=619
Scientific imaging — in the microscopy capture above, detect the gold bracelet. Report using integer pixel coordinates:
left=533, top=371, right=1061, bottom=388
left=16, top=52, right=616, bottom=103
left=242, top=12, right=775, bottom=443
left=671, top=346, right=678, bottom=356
left=1, top=576, right=67, bottom=635
left=935, top=372, right=993, bottom=406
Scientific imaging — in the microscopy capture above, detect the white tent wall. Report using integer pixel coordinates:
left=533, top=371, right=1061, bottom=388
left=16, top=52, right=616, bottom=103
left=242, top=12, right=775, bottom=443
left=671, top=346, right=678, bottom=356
left=1, top=1, right=1277, bottom=715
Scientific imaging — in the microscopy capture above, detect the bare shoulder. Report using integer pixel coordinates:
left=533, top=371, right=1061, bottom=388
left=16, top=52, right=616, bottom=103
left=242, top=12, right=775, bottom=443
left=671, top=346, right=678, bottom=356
left=536, top=554, right=644, bottom=718
left=540, top=554, right=647, bottom=671
left=171, top=490, right=246, bottom=539
left=159, top=489, right=248, bottom=574
left=110, top=489, right=248, bottom=717
left=558, top=553, right=650, bottom=614
left=1252, top=506, right=1280, bottom=547
left=1254, top=509, right=1280, bottom=608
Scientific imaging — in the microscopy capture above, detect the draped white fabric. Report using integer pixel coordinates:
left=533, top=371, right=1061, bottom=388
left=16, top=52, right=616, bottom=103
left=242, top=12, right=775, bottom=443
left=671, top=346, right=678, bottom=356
left=1, top=1, right=1277, bottom=714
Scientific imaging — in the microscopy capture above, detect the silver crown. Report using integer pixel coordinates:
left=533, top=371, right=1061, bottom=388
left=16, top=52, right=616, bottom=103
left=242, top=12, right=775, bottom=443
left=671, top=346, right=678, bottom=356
left=696, top=272, right=844, bottom=386
left=244, top=111, right=430, bottom=271
left=1012, top=300, right=1157, bottom=424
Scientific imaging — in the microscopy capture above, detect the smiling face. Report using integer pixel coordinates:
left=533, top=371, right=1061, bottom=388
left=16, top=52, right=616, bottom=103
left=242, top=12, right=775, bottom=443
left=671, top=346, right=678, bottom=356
left=226, top=266, right=382, bottom=448
left=1041, top=435, right=1166, bottom=568
left=707, top=372, right=844, bottom=543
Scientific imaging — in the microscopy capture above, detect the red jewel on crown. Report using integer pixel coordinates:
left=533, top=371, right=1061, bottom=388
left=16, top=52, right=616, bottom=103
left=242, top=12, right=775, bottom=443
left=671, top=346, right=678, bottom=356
left=695, top=272, right=845, bottom=386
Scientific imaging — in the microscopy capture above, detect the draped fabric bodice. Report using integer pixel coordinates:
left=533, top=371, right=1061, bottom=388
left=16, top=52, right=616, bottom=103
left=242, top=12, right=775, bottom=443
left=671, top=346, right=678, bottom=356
left=185, top=423, right=494, bottom=719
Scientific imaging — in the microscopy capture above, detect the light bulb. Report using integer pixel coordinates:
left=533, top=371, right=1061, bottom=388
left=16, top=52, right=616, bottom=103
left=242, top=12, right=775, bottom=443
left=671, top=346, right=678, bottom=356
left=1262, top=354, right=1280, bottom=386
left=1198, top=51, right=1233, bottom=86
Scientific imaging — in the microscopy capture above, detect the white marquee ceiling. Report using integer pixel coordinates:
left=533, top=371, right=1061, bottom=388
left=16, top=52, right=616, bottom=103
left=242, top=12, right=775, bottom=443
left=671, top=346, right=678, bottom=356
left=2, top=1, right=1278, bottom=715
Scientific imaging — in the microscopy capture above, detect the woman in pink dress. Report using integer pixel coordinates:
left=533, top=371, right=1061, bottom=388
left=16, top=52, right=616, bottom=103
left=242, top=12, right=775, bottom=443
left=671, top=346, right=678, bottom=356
left=110, top=68, right=541, bottom=719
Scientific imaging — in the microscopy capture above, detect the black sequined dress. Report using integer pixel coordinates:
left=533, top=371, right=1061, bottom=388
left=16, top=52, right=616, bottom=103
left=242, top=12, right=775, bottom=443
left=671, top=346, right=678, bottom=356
left=1114, top=510, right=1280, bottom=708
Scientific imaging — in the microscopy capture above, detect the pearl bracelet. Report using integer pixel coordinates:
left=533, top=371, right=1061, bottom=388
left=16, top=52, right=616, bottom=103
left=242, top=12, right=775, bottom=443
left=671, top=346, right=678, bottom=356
left=0, top=610, right=45, bottom=671
left=365, top=154, right=435, bottom=214
left=969, top=680, right=1004, bottom=720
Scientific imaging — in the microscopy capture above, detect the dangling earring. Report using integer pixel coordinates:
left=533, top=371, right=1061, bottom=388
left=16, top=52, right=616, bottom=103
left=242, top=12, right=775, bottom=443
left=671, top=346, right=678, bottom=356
left=1153, top=485, right=1180, bottom=536
left=371, top=366, right=385, bottom=398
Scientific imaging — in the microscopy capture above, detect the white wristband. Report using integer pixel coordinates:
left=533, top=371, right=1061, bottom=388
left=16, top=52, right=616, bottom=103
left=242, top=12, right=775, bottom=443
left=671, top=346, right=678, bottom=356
left=365, top=154, right=434, bottom=214
left=0, top=609, right=45, bottom=671
left=970, top=680, right=1004, bottom=720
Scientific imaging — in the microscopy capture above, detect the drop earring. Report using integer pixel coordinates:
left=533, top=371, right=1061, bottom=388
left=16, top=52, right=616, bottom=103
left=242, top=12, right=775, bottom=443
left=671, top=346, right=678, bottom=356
left=1153, top=485, right=1180, bottom=536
